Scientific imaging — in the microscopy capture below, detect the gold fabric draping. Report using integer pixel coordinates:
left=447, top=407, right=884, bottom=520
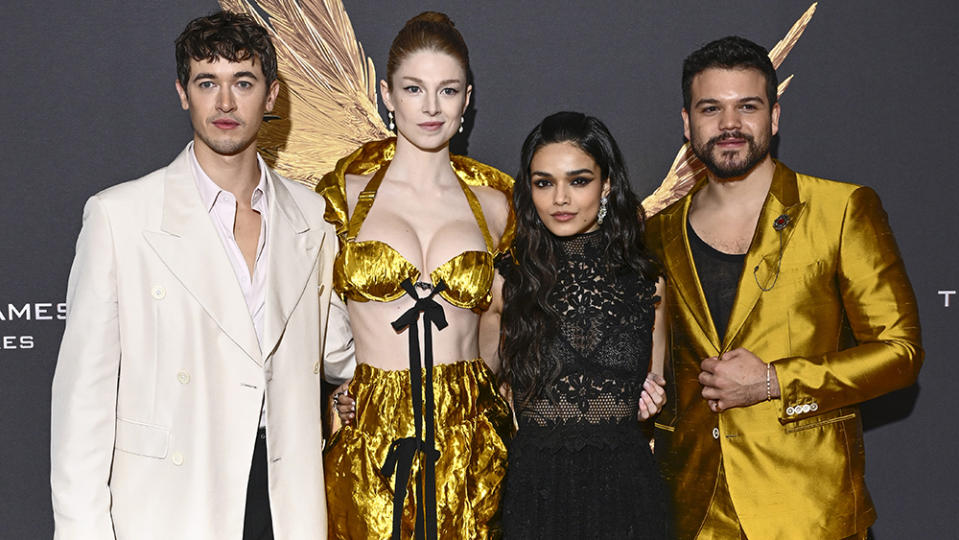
left=324, top=360, right=512, bottom=539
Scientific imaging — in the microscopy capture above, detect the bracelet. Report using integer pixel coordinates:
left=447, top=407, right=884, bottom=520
left=765, top=363, right=772, bottom=401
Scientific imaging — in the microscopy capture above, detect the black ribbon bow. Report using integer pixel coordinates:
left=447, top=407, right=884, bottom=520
left=380, top=278, right=448, bottom=540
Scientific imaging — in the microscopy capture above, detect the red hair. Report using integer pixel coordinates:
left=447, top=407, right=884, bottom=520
left=386, top=11, right=470, bottom=87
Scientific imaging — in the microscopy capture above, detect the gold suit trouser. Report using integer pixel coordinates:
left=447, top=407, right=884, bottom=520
left=698, top=460, right=868, bottom=540
left=324, top=360, right=512, bottom=539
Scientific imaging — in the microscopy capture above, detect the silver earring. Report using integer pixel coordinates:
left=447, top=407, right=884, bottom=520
left=459, top=116, right=464, bottom=133
left=597, top=195, right=608, bottom=225
left=388, top=111, right=395, bottom=131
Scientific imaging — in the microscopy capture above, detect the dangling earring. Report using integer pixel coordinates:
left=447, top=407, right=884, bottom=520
left=459, top=116, right=464, bottom=134
left=388, top=111, right=395, bottom=131
left=597, top=195, right=608, bottom=225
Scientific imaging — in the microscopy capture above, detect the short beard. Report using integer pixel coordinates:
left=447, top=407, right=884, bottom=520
left=692, top=130, right=770, bottom=179
left=195, top=129, right=254, bottom=157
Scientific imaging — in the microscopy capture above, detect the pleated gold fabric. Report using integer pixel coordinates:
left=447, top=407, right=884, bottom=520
left=324, top=360, right=512, bottom=539
left=647, top=161, right=922, bottom=540
left=315, top=138, right=515, bottom=311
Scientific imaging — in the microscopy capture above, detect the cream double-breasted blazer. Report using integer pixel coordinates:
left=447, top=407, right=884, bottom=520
left=51, top=145, right=337, bottom=540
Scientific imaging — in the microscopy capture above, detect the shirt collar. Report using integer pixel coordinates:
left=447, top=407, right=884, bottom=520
left=189, top=141, right=270, bottom=212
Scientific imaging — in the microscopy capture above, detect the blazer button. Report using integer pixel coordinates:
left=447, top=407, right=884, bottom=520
left=786, top=406, right=795, bottom=415
left=801, top=404, right=811, bottom=413
left=151, top=285, right=166, bottom=300
left=712, top=427, right=720, bottom=440
left=176, top=370, right=191, bottom=384
left=810, top=402, right=819, bottom=411
left=171, top=452, right=184, bottom=466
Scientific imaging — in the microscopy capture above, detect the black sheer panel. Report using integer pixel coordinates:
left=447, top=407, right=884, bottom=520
left=502, top=231, right=669, bottom=539
left=513, top=232, right=658, bottom=429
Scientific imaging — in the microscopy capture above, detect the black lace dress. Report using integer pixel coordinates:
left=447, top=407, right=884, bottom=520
left=501, top=231, right=668, bottom=539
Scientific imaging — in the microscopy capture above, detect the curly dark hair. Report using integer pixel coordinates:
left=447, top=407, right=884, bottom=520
left=682, top=35, right=777, bottom=110
left=500, top=111, right=659, bottom=407
left=175, top=11, right=278, bottom=91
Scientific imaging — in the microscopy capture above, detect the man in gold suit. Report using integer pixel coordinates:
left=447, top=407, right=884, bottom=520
left=646, top=36, right=923, bottom=539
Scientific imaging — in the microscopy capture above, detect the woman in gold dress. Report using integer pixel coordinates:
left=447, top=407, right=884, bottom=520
left=318, top=12, right=514, bottom=539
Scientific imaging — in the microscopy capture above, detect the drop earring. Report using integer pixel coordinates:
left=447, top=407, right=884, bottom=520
left=459, top=116, right=464, bottom=134
left=597, top=195, right=608, bottom=225
left=388, top=111, right=395, bottom=131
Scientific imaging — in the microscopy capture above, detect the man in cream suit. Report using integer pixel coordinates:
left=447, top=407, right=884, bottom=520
left=51, top=12, right=336, bottom=539
left=647, top=37, right=923, bottom=539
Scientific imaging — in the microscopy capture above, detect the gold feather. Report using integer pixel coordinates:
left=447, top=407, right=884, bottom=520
left=641, top=143, right=707, bottom=218
left=641, top=2, right=817, bottom=217
left=216, top=1, right=816, bottom=202
left=219, top=0, right=389, bottom=187
left=768, top=3, right=818, bottom=70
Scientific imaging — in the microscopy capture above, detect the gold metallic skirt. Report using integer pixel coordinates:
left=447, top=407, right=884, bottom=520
left=324, top=359, right=512, bottom=539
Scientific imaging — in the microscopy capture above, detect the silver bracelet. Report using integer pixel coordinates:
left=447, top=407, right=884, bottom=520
left=765, top=363, right=772, bottom=401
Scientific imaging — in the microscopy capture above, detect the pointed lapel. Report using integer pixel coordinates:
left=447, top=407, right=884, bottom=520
left=661, top=179, right=722, bottom=354
left=260, top=171, right=322, bottom=359
left=143, top=146, right=262, bottom=364
left=723, top=161, right=806, bottom=349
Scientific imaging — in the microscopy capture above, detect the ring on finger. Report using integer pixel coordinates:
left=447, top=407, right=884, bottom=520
left=333, top=391, right=342, bottom=404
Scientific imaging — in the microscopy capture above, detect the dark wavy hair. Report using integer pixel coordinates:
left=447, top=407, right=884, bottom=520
left=500, top=111, right=659, bottom=407
left=175, top=11, right=278, bottom=92
left=682, top=35, right=777, bottom=110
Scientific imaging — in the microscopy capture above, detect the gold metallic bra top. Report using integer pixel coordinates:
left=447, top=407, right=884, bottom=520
left=317, top=139, right=515, bottom=311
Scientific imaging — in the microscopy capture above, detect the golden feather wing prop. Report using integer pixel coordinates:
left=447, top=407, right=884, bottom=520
left=219, top=0, right=389, bottom=187
left=218, top=0, right=816, bottom=201
left=641, top=2, right=818, bottom=217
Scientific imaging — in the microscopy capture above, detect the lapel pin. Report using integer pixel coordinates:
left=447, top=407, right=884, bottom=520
left=773, top=214, right=791, bottom=231
left=756, top=214, right=791, bottom=292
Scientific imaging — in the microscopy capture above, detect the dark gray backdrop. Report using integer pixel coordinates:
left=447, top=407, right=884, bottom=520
left=2, top=1, right=955, bottom=538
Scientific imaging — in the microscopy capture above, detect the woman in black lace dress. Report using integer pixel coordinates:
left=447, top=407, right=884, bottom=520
left=485, top=111, right=669, bottom=539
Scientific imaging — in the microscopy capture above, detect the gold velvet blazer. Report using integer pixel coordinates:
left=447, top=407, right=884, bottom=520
left=646, top=161, right=923, bottom=540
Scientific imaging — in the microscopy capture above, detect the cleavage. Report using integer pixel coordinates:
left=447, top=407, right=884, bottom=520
left=355, top=202, right=487, bottom=279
